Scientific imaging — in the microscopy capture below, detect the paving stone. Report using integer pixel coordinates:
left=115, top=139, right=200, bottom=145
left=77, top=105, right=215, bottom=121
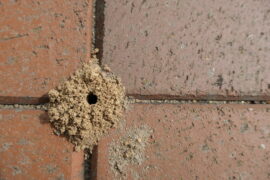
left=0, top=0, right=92, bottom=104
left=102, top=0, right=270, bottom=100
left=0, top=109, right=84, bottom=180
left=93, top=104, right=270, bottom=179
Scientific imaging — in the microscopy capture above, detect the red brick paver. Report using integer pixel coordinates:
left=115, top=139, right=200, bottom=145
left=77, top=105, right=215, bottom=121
left=0, top=109, right=84, bottom=180
left=102, top=0, right=270, bottom=100
left=93, top=104, right=270, bottom=180
left=0, top=0, right=92, bottom=104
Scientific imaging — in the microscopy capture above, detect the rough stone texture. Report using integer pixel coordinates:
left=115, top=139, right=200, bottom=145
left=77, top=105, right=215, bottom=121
left=0, top=0, right=92, bottom=104
left=102, top=0, right=270, bottom=100
left=93, top=104, right=270, bottom=179
left=0, top=110, right=84, bottom=179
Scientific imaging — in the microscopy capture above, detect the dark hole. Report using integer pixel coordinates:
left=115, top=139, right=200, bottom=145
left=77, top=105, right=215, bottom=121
left=250, top=101, right=256, bottom=104
left=87, top=93, right=98, bottom=104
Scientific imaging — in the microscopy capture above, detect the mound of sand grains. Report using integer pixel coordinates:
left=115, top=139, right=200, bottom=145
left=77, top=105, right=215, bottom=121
left=48, top=56, right=125, bottom=151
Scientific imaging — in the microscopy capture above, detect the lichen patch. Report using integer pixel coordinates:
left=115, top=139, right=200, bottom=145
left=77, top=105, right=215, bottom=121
left=48, top=56, right=125, bottom=152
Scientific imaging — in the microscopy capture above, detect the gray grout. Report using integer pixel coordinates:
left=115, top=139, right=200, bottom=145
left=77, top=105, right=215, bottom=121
left=127, top=98, right=269, bottom=105
left=0, top=97, right=268, bottom=110
left=0, top=104, right=48, bottom=110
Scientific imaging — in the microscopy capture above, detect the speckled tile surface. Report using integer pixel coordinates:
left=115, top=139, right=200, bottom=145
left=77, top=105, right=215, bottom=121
left=102, top=0, right=270, bottom=100
left=94, top=104, right=270, bottom=180
left=0, top=0, right=92, bottom=104
left=0, top=109, right=84, bottom=180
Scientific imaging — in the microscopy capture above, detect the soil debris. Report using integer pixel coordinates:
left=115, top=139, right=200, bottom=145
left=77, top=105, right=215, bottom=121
left=48, top=56, right=125, bottom=152
left=109, top=125, right=153, bottom=179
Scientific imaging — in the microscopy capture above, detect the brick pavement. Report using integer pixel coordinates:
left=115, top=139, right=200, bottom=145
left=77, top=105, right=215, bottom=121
left=1, top=0, right=270, bottom=179
left=101, top=0, right=270, bottom=100
left=93, top=104, right=270, bottom=180
left=0, top=109, right=85, bottom=180
left=0, top=0, right=92, bottom=104
left=0, top=0, right=92, bottom=179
